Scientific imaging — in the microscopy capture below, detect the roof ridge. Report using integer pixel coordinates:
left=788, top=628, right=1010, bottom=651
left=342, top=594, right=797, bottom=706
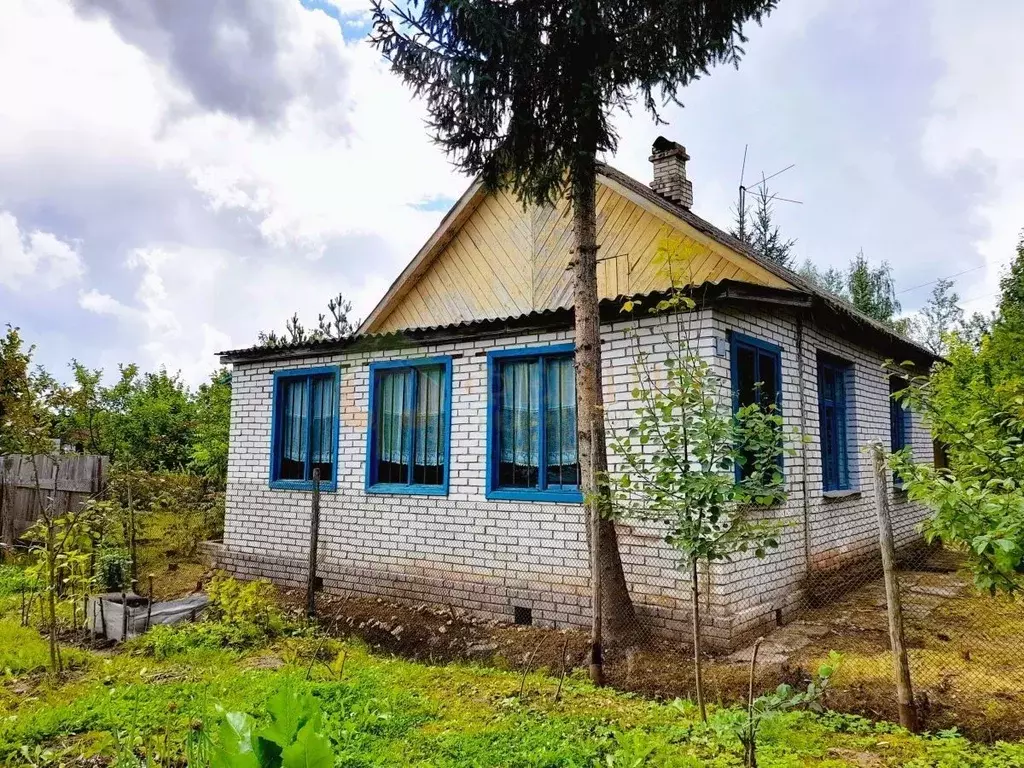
left=595, top=161, right=930, bottom=354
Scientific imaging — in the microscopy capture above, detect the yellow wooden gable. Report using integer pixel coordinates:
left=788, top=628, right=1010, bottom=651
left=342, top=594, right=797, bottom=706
left=363, top=172, right=794, bottom=334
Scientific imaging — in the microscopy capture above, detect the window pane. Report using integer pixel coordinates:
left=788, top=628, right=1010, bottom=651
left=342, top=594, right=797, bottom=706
left=736, top=345, right=757, bottom=407
left=890, top=379, right=908, bottom=453
left=279, top=378, right=307, bottom=480
left=376, top=370, right=410, bottom=484
left=545, top=357, right=579, bottom=489
left=819, top=360, right=850, bottom=491
left=757, top=351, right=779, bottom=409
left=498, top=359, right=539, bottom=488
left=412, top=365, right=446, bottom=486
left=310, top=375, right=335, bottom=483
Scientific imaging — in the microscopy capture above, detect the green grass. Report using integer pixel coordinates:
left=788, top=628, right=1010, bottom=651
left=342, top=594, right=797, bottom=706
left=0, top=566, right=1022, bottom=766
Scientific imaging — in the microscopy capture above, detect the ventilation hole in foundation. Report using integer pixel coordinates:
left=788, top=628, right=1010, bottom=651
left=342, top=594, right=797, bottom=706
left=514, top=606, right=533, bottom=626
left=775, top=608, right=783, bottom=626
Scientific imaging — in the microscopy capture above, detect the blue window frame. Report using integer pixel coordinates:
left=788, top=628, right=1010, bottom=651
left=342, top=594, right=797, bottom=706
left=730, top=332, right=783, bottom=481
left=486, top=344, right=581, bottom=502
left=270, top=366, right=339, bottom=491
left=890, top=377, right=910, bottom=487
left=889, top=378, right=910, bottom=454
left=366, top=356, right=452, bottom=495
left=818, top=354, right=852, bottom=492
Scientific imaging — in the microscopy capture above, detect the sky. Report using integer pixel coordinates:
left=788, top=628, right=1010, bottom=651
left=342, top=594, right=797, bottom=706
left=1, top=0, right=1022, bottom=386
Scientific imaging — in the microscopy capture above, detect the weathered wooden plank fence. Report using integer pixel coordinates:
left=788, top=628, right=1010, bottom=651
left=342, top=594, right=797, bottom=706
left=0, top=454, right=108, bottom=548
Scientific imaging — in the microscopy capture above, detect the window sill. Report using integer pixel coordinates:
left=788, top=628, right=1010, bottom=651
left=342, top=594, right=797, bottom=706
left=366, top=483, right=449, bottom=497
left=486, top=488, right=583, bottom=503
left=822, top=489, right=860, bottom=500
left=269, top=480, right=336, bottom=492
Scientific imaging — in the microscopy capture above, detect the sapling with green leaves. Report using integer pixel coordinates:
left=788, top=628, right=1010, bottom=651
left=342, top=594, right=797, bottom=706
left=604, top=292, right=789, bottom=720
left=714, top=649, right=842, bottom=767
left=887, top=360, right=1024, bottom=594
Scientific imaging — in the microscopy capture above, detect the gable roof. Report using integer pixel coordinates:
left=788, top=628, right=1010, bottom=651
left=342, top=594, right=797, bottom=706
left=219, top=162, right=939, bottom=365
left=358, top=164, right=797, bottom=334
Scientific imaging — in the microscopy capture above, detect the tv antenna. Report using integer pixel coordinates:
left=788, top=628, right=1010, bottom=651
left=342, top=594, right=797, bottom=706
left=736, top=144, right=802, bottom=239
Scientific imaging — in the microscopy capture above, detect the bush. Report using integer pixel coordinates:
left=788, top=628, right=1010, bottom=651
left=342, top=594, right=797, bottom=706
left=207, top=573, right=283, bottom=634
left=97, top=549, right=132, bottom=592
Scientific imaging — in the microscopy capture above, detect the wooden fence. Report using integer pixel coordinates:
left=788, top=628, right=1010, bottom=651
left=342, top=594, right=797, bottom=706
left=0, top=454, right=108, bottom=547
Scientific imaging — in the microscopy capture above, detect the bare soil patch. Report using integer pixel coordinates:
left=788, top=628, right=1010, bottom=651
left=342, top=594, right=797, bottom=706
left=286, top=561, right=1024, bottom=742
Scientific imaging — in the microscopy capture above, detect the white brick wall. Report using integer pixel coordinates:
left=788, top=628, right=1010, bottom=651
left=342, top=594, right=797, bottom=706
left=220, top=305, right=931, bottom=648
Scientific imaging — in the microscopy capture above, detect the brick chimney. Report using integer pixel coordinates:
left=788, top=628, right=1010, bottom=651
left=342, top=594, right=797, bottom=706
left=649, top=136, right=693, bottom=209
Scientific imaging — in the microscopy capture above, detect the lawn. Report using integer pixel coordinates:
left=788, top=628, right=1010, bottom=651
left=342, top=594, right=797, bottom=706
left=0, top=569, right=1023, bottom=766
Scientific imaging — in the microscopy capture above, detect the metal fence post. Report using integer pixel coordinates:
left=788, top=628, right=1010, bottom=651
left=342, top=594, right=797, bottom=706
left=306, top=468, right=321, bottom=619
left=872, top=443, right=919, bottom=732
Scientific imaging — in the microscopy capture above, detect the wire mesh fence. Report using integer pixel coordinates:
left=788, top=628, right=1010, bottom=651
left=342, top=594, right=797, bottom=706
left=296, top=470, right=1023, bottom=741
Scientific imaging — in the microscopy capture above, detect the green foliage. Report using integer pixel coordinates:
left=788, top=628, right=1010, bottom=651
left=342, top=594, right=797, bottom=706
left=0, top=565, right=28, bottom=597
left=18, top=337, right=234, bottom=488
left=135, top=621, right=269, bottom=659
left=371, top=0, right=778, bottom=209
left=918, top=278, right=964, bottom=356
left=103, top=366, right=198, bottom=473
left=209, top=682, right=334, bottom=768
left=207, top=574, right=284, bottom=634
left=716, top=651, right=842, bottom=766
left=606, top=298, right=789, bottom=571
left=191, top=369, right=232, bottom=487
left=258, top=292, right=356, bottom=349
left=0, top=603, right=1022, bottom=766
left=886, top=233, right=1024, bottom=594
left=800, top=251, right=906, bottom=329
left=846, top=249, right=901, bottom=324
left=732, top=182, right=795, bottom=267
left=0, top=325, right=54, bottom=455
left=97, top=549, right=133, bottom=592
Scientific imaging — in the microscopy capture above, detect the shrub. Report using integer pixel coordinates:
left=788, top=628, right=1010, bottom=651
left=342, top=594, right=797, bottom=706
left=97, top=549, right=132, bottom=592
left=207, top=574, right=283, bottom=634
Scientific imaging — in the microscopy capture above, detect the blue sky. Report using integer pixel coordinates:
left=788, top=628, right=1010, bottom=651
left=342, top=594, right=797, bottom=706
left=1, top=0, right=1021, bottom=385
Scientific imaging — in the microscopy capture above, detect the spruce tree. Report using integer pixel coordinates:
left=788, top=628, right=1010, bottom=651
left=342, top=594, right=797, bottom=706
left=371, top=0, right=781, bottom=656
left=733, top=182, right=795, bottom=266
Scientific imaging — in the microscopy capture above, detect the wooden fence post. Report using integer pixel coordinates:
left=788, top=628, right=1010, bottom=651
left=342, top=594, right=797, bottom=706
left=872, top=443, right=919, bottom=732
left=306, top=468, right=321, bottom=619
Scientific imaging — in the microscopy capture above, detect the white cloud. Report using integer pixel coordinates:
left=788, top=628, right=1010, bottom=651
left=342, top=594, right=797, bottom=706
left=0, top=211, right=84, bottom=289
left=78, top=288, right=134, bottom=319
left=921, top=1, right=1024, bottom=311
left=0, top=0, right=465, bottom=383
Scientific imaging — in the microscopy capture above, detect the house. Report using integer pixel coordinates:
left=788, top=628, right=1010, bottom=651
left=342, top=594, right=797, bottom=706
left=211, top=138, right=938, bottom=649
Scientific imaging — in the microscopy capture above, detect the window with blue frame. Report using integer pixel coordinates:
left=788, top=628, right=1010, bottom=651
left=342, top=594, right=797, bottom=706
left=366, top=357, right=452, bottom=495
left=889, top=378, right=910, bottom=454
left=271, top=366, right=339, bottom=490
left=730, top=332, right=783, bottom=480
left=818, top=354, right=852, bottom=492
left=890, top=377, right=910, bottom=485
left=487, top=344, right=580, bottom=501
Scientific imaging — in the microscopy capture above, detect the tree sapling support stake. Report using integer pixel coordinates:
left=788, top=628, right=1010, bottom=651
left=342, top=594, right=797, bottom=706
left=306, top=467, right=321, bottom=619
left=146, top=574, right=154, bottom=632
left=872, top=444, right=919, bottom=732
left=554, top=635, right=570, bottom=702
left=746, top=636, right=764, bottom=768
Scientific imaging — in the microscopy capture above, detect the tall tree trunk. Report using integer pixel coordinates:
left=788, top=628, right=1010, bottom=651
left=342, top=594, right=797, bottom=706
left=571, top=150, right=638, bottom=652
